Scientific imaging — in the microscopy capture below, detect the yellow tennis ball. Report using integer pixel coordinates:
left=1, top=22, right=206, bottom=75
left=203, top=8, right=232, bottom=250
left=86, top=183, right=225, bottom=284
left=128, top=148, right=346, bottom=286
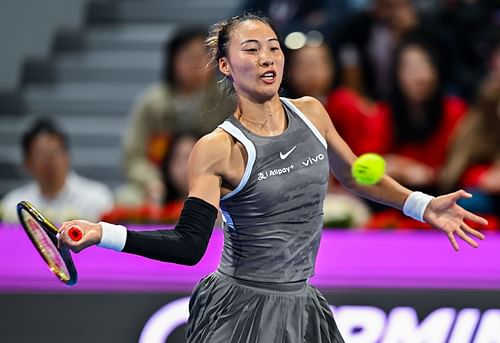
left=351, top=153, right=386, bottom=185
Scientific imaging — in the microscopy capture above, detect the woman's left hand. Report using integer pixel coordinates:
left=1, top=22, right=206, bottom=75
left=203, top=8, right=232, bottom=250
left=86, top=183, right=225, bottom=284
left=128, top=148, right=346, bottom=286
left=423, top=190, right=487, bottom=251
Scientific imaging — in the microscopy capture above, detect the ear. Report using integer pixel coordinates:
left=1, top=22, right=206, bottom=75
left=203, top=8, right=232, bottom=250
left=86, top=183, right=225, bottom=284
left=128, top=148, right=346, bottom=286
left=218, top=57, right=231, bottom=77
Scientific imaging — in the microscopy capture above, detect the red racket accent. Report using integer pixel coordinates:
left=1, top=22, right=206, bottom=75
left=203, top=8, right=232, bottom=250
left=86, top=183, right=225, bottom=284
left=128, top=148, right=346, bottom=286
left=68, top=227, right=83, bottom=241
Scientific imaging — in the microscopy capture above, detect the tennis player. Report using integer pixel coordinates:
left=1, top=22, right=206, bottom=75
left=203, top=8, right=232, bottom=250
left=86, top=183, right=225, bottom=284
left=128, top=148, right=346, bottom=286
left=58, top=13, right=487, bottom=343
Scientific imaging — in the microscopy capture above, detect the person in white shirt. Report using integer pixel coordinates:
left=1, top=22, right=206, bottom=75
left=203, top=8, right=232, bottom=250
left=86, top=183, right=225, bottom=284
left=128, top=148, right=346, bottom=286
left=0, top=118, right=114, bottom=224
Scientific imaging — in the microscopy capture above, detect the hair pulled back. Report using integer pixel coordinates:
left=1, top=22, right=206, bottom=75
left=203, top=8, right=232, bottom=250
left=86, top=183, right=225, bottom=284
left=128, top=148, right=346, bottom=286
left=205, top=13, right=279, bottom=94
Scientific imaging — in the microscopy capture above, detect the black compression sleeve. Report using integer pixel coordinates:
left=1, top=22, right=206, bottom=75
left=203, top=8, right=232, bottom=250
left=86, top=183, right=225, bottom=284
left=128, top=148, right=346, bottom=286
left=122, top=197, right=217, bottom=265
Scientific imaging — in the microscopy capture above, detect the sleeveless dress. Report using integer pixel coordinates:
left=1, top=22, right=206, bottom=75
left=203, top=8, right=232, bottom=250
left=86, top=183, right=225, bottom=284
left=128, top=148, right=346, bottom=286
left=186, top=98, right=345, bottom=343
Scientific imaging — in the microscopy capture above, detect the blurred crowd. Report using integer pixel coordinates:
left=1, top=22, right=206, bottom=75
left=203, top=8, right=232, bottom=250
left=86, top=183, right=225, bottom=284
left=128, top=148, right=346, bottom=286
left=1, top=0, right=499, bottom=230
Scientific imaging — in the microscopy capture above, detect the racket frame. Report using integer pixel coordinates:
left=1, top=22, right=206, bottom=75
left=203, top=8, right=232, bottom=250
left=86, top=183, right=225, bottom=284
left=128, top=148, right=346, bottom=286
left=16, top=201, right=78, bottom=286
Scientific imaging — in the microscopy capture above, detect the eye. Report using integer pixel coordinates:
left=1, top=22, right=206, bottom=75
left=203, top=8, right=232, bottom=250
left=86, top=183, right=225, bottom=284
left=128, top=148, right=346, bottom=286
left=244, top=48, right=258, bottom=52
left=270, top=47, right=280, bottom=51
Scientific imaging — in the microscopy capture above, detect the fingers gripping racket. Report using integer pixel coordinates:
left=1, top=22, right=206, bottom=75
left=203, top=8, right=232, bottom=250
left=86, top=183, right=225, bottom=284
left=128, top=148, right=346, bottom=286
left=16, top=201, right=83, bottom=286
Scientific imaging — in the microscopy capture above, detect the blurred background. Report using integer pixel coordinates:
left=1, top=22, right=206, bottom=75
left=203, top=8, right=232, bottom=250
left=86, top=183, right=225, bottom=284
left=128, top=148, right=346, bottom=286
left=1, top=0, right=500, bottom=342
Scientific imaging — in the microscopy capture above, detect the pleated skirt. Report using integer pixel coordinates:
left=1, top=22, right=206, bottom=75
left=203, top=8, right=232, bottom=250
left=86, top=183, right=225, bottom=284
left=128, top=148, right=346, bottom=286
left=186, top=271, right=345, bottom=343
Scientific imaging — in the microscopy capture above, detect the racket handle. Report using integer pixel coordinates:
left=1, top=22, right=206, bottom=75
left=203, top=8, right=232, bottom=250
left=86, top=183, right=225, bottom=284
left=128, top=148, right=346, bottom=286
left=68, top=226, right=83, bottom=242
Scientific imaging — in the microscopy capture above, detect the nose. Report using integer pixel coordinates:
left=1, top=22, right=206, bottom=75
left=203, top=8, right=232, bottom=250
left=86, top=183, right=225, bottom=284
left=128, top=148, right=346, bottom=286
left=259, top=51, right=274, bottom=66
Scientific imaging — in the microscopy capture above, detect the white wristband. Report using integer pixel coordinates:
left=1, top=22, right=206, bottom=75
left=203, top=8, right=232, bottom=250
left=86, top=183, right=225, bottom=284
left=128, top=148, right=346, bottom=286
left=403, top=191, right=435, bottom=222
left=97, top=222, right=128, bottom=252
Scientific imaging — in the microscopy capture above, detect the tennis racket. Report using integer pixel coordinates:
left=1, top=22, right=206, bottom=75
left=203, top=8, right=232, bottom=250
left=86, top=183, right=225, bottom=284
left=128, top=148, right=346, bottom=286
left=16, top=201, right=83, bottom=286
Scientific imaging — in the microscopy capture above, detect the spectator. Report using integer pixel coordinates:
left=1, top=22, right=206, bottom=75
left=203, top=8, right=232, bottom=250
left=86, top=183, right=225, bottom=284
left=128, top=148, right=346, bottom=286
left=283, top=41, right=335, bottom=104
left=161, top=132, right=198, bottom=205
left=384, top=36, right=467, bottom=192
left=440, top=34, right=500, bottom=216
left=285, top=40, right=389, bottom=157
left=121, top=27, right=235, bottom=205
left=335, top=0, right=421, bottom=100
left=326, top=32, right=392, bottom=156
left=0, top=118, right=113, bottom=223
left=341, top=35, right=471, bottom=228
left=327, top=91, right=392, bottom=157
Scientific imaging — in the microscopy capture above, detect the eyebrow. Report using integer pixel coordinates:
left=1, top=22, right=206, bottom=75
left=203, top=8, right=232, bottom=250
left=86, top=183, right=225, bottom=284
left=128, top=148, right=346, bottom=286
left=241, top=38, right=279, bottom=45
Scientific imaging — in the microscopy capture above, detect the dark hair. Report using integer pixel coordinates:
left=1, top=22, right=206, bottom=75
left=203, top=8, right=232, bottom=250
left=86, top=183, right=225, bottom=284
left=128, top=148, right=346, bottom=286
left=161, top=27, right=208, bottom=86
left=161, top=131, right=199, bottom=204
left=390, top=35, right=445, bottom=144
left=205, top=12, right=280, bottom=94
left=21, top=118, right=68, bottom=158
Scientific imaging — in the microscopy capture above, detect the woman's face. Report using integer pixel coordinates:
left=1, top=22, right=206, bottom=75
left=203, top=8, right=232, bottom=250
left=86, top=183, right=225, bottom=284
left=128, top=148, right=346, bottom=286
left=25, top=133, right=69, bottom=191
left=220, top=20, right=284, bottom=102
left=173, top=38, right=211, bottom=92
left=397, top=45, right=438, bottom=104
left=288, top=45, right=334, bottom=98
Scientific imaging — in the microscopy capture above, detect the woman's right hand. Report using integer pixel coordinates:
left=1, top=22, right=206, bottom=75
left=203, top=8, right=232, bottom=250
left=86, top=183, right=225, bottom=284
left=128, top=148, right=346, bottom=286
left=58, top=220, right=102, bottom=253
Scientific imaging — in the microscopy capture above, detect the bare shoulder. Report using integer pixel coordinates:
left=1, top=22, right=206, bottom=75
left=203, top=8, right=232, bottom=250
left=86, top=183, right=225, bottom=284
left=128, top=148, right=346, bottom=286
left=288, top=95, right=322, bottom=109
left=287, top=96, right=331, bottom=136
left=188, top=127, right=246, bottom=204
left=189, top=128, right=233, bottom=175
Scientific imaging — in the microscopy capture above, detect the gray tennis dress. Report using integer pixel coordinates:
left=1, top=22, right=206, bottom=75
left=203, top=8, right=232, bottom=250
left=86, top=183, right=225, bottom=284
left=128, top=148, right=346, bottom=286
left=187, top=98, right=345, bottom=343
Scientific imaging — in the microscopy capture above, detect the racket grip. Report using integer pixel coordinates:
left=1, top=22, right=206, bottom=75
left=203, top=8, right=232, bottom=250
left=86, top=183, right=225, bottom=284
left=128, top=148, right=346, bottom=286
left=68, top=226, right=83, bottom=242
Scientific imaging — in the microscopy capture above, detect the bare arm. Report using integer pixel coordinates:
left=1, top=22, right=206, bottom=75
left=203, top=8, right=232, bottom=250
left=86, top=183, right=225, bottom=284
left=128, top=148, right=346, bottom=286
left=292, top=96, right=411, bottom=210
left=186, top=131, right=228, bottom=208
left=58, top=131, right=232, bottom=262
left=292, top=96, right=487, bottom=250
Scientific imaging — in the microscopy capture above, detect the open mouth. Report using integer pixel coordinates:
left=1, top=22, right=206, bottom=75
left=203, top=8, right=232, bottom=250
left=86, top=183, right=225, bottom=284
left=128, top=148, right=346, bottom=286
left=260, top=71, right=276, bottom=83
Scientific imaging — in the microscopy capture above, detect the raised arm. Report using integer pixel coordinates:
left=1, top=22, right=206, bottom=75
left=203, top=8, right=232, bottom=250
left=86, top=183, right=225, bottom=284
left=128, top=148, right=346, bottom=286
left=58, top=130, right=232, bottom=265
left=292, top=96, right=486, bottom=250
